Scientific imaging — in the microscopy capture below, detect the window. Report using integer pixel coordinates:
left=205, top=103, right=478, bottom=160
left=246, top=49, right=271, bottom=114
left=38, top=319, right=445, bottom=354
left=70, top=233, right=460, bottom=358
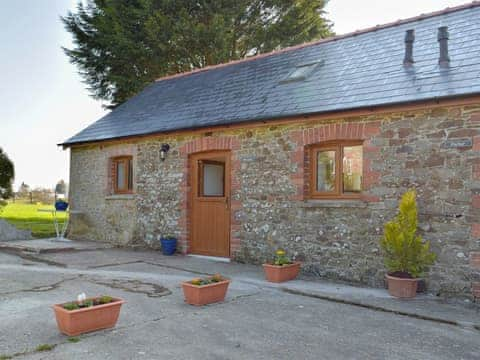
left=280, top=60, right=324, bottom=83
left=198, top=160, right=225, bottom=197
left=309, top=142, right=363, bottom=198
left=112, top=156, right=133, bottom=194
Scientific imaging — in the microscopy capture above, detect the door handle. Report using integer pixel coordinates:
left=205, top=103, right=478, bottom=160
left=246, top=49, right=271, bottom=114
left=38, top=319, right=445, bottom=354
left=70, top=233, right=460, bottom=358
left=225, top=196, right=229, bottom=209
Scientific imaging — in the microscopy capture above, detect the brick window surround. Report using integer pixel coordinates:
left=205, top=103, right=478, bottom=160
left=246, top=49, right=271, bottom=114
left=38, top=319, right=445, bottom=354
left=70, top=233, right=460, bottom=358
left=290, top=121, right=382, bottom=202
left=102, top=144, right=137, bottom=196
left=110, top=156, right=134, bottom=194
left=307, top=140, right=364, bottom=199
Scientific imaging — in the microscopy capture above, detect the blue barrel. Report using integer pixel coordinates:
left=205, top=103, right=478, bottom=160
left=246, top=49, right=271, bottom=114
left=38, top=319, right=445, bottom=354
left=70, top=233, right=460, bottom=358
left=160, top=237, right=177, bottom=255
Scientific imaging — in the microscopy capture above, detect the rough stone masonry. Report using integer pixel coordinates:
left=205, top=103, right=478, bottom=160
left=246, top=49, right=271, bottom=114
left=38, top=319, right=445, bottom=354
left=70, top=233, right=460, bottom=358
left=68, top=103, right=480, bottom=298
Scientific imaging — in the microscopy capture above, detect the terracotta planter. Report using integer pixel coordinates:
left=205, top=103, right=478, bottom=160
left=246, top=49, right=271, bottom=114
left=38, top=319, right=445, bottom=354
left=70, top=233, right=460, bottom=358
left=263, top=262, right=301, bottom=283
left=385, top=274, right=418, bottom=298
left=182, top=279, right=230, bottom=306
left=53, top=297, right=125, bottom=336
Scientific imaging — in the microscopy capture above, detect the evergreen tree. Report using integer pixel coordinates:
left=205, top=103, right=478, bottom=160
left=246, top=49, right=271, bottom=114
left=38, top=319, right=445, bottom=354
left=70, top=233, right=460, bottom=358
left=0, top=148, right=14, bottom=200
left=380, top=190, right=436, bottom=278
left=62, top=0, right=333, bottom=108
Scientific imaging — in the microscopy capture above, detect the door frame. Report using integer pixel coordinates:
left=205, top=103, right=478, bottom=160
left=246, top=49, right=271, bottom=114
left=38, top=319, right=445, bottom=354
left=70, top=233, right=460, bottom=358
left=189, top=150, right=231, bottom=257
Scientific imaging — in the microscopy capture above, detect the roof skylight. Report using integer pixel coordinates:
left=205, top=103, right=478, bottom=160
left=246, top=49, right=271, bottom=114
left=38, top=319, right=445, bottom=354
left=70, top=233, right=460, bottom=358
left=281, top=60, right=323, bottom=83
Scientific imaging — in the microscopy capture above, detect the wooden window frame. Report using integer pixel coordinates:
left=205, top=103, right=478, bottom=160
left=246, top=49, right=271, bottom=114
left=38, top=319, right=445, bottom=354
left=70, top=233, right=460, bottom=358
left=112, top=156, right=133, bottom=194
left=198, top=160, right=225, bottom=197
left=309, top=141, right=363, bottom=199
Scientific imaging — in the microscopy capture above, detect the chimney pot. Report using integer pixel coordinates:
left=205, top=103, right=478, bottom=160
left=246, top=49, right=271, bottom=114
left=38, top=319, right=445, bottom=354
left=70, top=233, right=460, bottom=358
left=403, top=29, right=415, bottom=66
left=438, top=26, right=450, bottom=67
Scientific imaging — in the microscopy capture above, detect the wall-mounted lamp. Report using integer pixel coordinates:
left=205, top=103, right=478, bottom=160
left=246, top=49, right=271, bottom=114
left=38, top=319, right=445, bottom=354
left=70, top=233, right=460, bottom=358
left=160, top=144, right=170, bottom=161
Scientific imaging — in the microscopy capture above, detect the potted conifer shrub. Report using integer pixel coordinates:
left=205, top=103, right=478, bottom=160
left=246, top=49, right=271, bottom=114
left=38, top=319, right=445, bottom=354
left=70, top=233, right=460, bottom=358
left=53, top=293, right=125, bottom=336
left=380, top=190, right=436, bottom=298
left=263, top=249, right=301, bottom=283
left=182, top=274, right=230, bottom=306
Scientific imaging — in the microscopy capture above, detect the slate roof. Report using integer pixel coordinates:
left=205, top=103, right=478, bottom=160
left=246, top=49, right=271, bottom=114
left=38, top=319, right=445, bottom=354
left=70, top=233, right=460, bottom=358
left=62, top=2, right=480, bottom=146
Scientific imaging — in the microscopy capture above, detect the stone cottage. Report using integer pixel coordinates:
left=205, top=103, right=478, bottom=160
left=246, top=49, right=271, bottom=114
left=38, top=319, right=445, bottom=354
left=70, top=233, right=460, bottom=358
left=61, top=3, right=480, bottom=297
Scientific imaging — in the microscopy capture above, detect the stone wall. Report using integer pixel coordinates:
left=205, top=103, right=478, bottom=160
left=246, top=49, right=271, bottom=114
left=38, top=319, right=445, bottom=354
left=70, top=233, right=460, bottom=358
left=69, top=144, right=138, bottom=245
left=68, top=103, right=480, bottom=297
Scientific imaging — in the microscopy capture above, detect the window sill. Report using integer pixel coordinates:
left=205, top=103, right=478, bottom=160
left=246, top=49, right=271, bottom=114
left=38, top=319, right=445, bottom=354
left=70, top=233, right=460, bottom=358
left=105, top=194, right=136, bottom=200
left=301, top=199, right=383, bottom=209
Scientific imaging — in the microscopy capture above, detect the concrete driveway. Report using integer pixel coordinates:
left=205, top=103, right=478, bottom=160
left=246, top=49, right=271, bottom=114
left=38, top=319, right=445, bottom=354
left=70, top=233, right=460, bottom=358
left=0, top=247, right=479, bottom=360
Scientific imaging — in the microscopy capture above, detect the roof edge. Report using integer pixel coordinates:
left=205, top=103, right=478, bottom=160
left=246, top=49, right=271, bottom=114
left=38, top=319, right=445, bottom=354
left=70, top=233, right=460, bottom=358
left=59, top=93, right=480, bottom=148
left=154, top=1, right=480, bottom=84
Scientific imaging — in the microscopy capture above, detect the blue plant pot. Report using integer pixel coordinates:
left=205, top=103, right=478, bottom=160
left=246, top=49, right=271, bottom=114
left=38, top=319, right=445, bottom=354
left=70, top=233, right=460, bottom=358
left=55, top=201, right=69, bottom=211
left=160, top=237, right=177, bottom=255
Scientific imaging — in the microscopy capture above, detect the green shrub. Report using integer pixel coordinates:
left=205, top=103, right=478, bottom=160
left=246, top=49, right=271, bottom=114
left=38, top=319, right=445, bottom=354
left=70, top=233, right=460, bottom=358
left=82, top=299, right=93, bottom=308
left=380, top=190, right=436, bottom=278
left=98, top=295, right=113, bottom=304
left=63, top=302, right=79, bottom=311
left=67, top=337, right=80, bottom=343
left=36, top=344, right=55, bottom=352
left=63, top=296, right=114, bottom=310
left=190, top=274, right=226, bottom=286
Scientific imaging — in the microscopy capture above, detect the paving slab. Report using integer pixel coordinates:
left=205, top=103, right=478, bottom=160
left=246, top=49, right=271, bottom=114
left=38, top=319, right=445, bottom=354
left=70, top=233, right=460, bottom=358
left=1, top=271, right=478, bottom=360
left=0, top=238, right=112, bottom=254
left=27, top=246, right=480, bottom=330
left=18, top=292, right=480, bottom=360
left=276, top=280, right=480, bottom=329
left=0, top=250, right=479, bottom=359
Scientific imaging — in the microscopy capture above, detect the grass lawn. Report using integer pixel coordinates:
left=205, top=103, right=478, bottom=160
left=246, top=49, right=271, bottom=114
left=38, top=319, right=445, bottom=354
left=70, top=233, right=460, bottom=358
left=0, top=202, right=68, bottom=238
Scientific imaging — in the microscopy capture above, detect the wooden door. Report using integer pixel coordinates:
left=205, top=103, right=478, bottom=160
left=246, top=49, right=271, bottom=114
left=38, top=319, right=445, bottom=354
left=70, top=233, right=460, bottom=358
left=190, top=151, right=230, bottom=257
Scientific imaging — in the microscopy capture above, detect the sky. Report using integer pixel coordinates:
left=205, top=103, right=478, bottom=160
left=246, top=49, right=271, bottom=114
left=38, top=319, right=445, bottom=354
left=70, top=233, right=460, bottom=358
left=0, top=0, right=469, bottom=190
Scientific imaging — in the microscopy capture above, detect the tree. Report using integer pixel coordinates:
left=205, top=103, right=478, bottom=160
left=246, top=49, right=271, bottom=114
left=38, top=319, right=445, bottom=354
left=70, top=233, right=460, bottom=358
left=17, top=182, right=30, bottom=198
left=380, top=190, right=436, bottom=278
left=0, top=148, right=14, bottom=200
left=62, top=0, right=333, bottom=108
left=31, top=187, right=55, bottom=204
left=55, top=180, right=67, bottom=195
